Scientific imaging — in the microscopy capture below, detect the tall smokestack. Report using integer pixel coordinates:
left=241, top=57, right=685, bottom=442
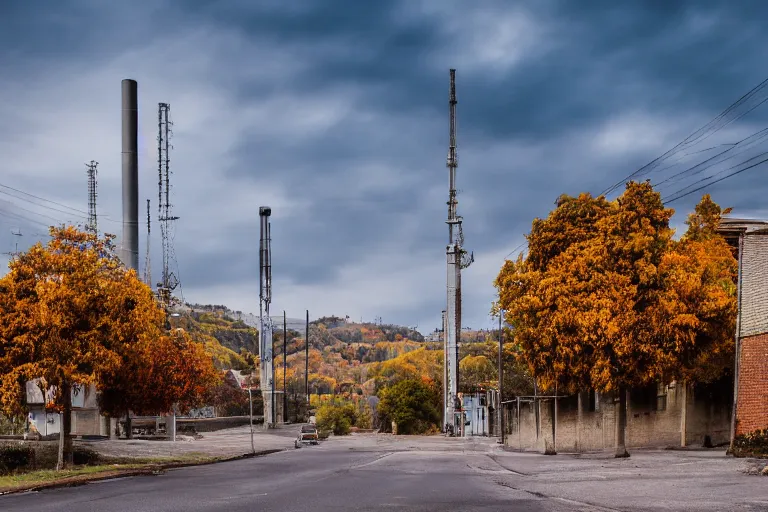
left=121, top=79, right=139, bottom=271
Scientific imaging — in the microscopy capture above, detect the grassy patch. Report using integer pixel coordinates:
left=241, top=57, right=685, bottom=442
left=0, top=464, right=142, bottom=492
left=0, top=453, right=226, bottom=493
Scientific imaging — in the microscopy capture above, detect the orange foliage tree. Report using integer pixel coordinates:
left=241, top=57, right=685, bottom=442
left=0, top=226, right=218, bottom=469
left=98, top=330, right=221, bottom=423
left=494, top=183, right=736, bottom=457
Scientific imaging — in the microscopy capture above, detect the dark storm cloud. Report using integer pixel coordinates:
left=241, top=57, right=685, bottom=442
left=5, top=0, right=768, bottom=330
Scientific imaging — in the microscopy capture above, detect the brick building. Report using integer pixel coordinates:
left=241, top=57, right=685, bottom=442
left=718, top=218, right=768, bottom=438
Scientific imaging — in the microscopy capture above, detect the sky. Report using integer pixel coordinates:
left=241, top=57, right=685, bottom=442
left=2, top=0, right=768, bottom=334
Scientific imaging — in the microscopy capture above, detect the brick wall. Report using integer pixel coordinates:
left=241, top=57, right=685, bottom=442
left=505, top=379, right=732, bottom=452
left=736, top=332, right=768, bottom=435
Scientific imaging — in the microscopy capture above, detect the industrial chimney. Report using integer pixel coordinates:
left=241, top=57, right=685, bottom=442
left=121, top=79, right=139, bottom=271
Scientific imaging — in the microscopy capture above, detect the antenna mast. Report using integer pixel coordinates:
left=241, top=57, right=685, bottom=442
left=157, top=103, right=180, bottom=312
left=143, top=199, right=152, bottom=286
left=444, top=68, right=473, bottom=437
left=86, top=160, right=98, bottom=234
left=259, top=206, right=274, bottom=428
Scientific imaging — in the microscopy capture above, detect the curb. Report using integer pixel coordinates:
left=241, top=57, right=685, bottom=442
left=0, top=449, right=284, bottom=496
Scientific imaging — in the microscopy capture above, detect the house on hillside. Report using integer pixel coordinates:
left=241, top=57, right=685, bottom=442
left=717, top=217, right=768, bottom=439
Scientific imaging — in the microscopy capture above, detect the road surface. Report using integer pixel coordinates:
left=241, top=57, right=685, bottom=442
left=2, top=433, right=767, bottom=511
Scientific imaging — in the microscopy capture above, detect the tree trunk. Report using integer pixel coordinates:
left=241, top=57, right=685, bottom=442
left=615, top=387, right=629, bottom=458
left=56, top=411, right=65, bottom=471
left=56, top=381, right=73, bottom=470
left=125, top=410, right=132, bottom=439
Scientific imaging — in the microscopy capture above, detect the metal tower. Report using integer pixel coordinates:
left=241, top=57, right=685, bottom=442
left=143, top=199, right=152, bottom=287
left=444, top=68, right=474, bottom=436
left=86, top=161, right=98, bottom=233
left=157, top=103, right=180, bottom=311
left=259, top=206, right=275, bottom=428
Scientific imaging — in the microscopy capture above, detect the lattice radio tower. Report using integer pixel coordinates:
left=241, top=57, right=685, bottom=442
left=86, top=160, right=98, bottom=233
left=143, top=199, right=152, bottom=287
left=157, top=103, right=180, bottom=312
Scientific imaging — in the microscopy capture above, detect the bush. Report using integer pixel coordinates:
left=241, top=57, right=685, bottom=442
left=316, top=402, right=357, bottom=436
left=73, top=446, right=99, bottom=466
left=732, top=429, right=768, bottom=458
left=377, top=379, right=441, bottom=435
left=0, top=445, right=35, bottom=474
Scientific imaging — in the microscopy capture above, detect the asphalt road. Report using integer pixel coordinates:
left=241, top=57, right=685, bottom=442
left=2, top=434, right=767, bottom=511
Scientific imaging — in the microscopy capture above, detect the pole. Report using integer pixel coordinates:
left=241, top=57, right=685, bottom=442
left=305, top=310, right=309, bottom=405
left=729, top=232, right=745, bottom=449
left=498, top=310, right=505, bottom=444
left=248, top=387, right=255, bottom=454
left=271, top=325, right=275, bottom=428
left=283, top=310, right=287, bottom=423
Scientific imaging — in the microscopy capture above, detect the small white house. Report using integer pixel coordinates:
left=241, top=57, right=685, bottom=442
left=25, top=379, right=106, bottom=438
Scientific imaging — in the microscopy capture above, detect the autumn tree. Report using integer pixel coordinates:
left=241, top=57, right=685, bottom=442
left=0, top=227, right=163, bottom=468
left=495, top=182, right=736, bottom=457
left=0, top=226, right=220, bottom=469
left=459, top=355, right=496, bottom=393
left=98, top=330, right=221, bottom=426
left=377, top=378, right=441, bottom=435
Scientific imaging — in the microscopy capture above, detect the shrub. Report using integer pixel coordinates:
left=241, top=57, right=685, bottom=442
left=377, top=378, right=441, bottom=435
left=732, top=429, right=768, bottom=458
left=73, top=446, right=99, bottom=466
left=316, top=402, right=357, bottom=436
left=0, top=445, right=35, bottom=474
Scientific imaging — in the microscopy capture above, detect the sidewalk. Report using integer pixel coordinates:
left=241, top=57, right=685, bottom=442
left=79, top=424, right=299, bottom=460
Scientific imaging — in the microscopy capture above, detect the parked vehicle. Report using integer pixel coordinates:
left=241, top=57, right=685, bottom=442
left=294, top=424, right=319, bottom=448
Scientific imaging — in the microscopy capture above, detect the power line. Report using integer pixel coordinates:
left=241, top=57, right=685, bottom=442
left=654, top=127, right=768, bottom=190
left=600, top=75, right=768, bottom=197
left=664, top=153, right=768, bottom=204
left=0, top=182, right=88, bottom=216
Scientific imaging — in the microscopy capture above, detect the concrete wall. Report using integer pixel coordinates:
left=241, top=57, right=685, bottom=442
left=736, top=333, right=768, bottom=435
left=505, top=379, right=732, bottom=453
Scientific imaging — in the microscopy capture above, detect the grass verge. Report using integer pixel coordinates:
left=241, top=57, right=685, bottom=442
left=0, top=449, right=282, bottom=495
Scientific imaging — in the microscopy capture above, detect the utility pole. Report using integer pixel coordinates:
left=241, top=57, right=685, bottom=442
left=305, top=310, right=310, bottom=407
left=498, top=310, right=505, bottom=444
left=259, top=206, right=274, bottom=428
left=3, top=228, right=22, bottom=258
left=283, top=310, right=287, bottom=423
left=86, top=161, right=98, bottom=234
left=444, top=68, right=474, bottom=436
